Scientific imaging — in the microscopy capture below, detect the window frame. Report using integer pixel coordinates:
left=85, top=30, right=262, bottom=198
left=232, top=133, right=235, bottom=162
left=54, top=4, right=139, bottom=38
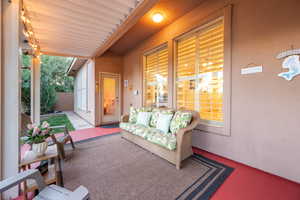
left=142, top=43, right=169, bottom=108
left=173, top=6, right=232, bottom=136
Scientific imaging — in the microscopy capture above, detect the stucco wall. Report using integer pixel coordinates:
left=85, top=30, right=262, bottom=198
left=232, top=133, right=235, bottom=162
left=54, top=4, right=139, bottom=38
left=54, top=92, right=74, bottom=111
left=122, top=0, right=300, bottom=183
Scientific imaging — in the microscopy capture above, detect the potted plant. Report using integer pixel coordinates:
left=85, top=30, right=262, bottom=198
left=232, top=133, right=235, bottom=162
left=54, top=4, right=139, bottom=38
left=21, top=121, right=52, bottom=157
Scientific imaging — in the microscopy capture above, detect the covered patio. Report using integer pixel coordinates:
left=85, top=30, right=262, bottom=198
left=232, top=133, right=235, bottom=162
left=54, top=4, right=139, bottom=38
left=1, top=0, right=300, bottom=199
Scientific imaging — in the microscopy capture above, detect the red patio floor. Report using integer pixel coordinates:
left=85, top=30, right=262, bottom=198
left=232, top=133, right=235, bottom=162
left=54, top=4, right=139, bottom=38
left=19, top=127, right=300, bottom=200
left=193, top=148, right=300, bottom=200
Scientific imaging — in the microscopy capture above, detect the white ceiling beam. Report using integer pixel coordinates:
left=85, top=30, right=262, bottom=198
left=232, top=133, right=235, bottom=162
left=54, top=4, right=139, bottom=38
left=40, top=39, right=100, bottom=49
left=34, top=27, right=106, bottom=41
left=41, top=47, right=93, bottom=57
left=41, top=47, right=92, bottom=55
left=39, top=36, right=102, bottom=46
left=39, top=35, right=103, bottom=44
left=95, top=0, right=131, bottom=15
left=39, top=39, right=94, bottom=47
left=32, top=15, right=113, bottom=33
left=40, top=41, right=96, bottom=50
left=29, top=10, right=117, bottom=32
left=42, top=47, right=94, bottom=57
left=41, top=51, right=90, bottom=59
left=26, top=0, right=125, bottom=24
left=31, top=19, right=111, bottom=36
left=114, top=0, right=137, bottom=8
left=63, top=0, right=130, bottom=18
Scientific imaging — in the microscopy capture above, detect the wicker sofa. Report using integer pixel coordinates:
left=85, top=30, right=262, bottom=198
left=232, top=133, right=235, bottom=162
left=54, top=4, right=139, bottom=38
left=120, top=107, right=200, bottom=169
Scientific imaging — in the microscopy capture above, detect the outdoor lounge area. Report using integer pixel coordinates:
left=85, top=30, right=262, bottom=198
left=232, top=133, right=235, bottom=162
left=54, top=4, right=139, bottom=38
left=1, top=0, right=300, bottom=199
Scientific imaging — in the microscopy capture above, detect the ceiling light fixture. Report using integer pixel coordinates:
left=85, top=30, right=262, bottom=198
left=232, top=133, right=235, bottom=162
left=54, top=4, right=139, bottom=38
left=152, top=13, right=164, bottom=23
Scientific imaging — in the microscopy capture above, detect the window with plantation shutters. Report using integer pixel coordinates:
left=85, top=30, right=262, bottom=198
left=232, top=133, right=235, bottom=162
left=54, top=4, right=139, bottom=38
left=143, top=45, right=168, bottom=107
left=76, top=64, right=88, bottom=111
left=176, top=18, right=224, bottom=127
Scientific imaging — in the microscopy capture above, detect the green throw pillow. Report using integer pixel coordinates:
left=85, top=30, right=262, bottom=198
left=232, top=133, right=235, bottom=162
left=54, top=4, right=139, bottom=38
left=170, top=111, right=193, bottom=134
left=129, top=107, right=138, bottom=123
left=149, top=108, right=174, bottom=128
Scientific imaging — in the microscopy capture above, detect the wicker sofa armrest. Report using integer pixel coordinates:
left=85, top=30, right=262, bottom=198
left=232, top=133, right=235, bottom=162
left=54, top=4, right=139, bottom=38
left=175, top=111, right=200, bottom=169
left=176, top=111, right=200, bottom=138
left=121, top=114, right=129, bottom=123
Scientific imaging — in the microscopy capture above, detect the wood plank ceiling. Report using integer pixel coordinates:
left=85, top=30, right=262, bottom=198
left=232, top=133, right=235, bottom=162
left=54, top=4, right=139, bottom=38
left=23, top=0, right=148, bottom=57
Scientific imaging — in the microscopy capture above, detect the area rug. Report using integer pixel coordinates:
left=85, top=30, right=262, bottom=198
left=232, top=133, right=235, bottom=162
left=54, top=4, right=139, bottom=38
left=63, top=133, right=233, bottom=200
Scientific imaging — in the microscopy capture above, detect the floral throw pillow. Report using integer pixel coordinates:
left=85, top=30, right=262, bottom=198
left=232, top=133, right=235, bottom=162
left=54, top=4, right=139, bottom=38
left=138, top=107, right=153, bottom=112
left=170, top=111, right=193, bottom=134
left=129, top=107, right=152, bottom=123
left=129, top=107, right=138, bottom=123
left=150, top=108, right=174, bottom=128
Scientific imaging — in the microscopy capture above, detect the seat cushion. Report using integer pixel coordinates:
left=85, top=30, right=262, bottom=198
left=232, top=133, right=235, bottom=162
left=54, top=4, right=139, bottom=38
left=133, top=125, right=151, bottom=139
left=170, top=111, right=193, bottom=134
left=120, top=122, right=149, bottom=138
left=149, top=108, right=174, bottom=128
left=146, top=129, right=177, bottom=151
left=120, top=122, right=136, bottom=132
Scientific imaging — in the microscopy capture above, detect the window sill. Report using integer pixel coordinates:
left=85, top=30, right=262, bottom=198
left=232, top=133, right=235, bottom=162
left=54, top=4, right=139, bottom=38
left=77, top=109, right=91, bottom=114
left=195, top=123, right=229, bottom=136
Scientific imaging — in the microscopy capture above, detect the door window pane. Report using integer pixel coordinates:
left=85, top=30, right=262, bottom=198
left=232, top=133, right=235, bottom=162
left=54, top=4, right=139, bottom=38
left=103, top=77, right=116, bottom=115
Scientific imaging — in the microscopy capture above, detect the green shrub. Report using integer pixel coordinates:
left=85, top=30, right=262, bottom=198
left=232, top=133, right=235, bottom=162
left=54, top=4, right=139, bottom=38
left=21, top=55, right=73, bottom=115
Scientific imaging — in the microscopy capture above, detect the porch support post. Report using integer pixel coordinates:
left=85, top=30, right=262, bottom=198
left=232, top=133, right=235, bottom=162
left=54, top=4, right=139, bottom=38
left=0, top=0, right=2, bottom=184
left=2, top=0, right=21, bottom=198
left=31, top=57, right=41, bottom=124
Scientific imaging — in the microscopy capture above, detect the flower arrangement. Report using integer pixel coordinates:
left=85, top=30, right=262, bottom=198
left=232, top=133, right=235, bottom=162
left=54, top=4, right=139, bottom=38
left=21, top=121, right=52, bottom=144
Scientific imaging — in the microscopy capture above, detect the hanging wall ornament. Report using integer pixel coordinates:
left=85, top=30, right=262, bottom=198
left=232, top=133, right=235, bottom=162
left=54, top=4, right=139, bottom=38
left=276, top=46, right=300, bottom=81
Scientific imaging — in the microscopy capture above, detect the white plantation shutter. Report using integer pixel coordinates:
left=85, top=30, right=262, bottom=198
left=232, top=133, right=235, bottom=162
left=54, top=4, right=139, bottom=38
left=176, top=35, right=197, bottom=111
left=144, top=46, right=168, bottom=107
left=176, top=18, right=224, bottom=126
left=76, top=64, right=88, bottom=111
left=81, top=66, right=87, bottom=110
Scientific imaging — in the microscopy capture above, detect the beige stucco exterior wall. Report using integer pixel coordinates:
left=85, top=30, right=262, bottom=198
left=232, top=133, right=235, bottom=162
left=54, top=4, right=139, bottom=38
left=94, top=52, right=123, bottom=126
left=122, top=0, right=300, bottom=183
left=54, top=92, right=74, bottom=111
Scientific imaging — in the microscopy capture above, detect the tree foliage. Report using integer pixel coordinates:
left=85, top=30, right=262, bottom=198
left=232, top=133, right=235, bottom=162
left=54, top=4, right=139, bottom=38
left=21, top=55, right=31, bottom=114
left=41, top=55, right=74, bottom=93
left=21, top=55, right=74, bottom=114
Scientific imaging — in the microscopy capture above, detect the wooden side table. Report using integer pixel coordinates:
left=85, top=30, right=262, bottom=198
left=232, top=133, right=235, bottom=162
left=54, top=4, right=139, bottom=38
left=20, top=145, right=63, bottom=199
